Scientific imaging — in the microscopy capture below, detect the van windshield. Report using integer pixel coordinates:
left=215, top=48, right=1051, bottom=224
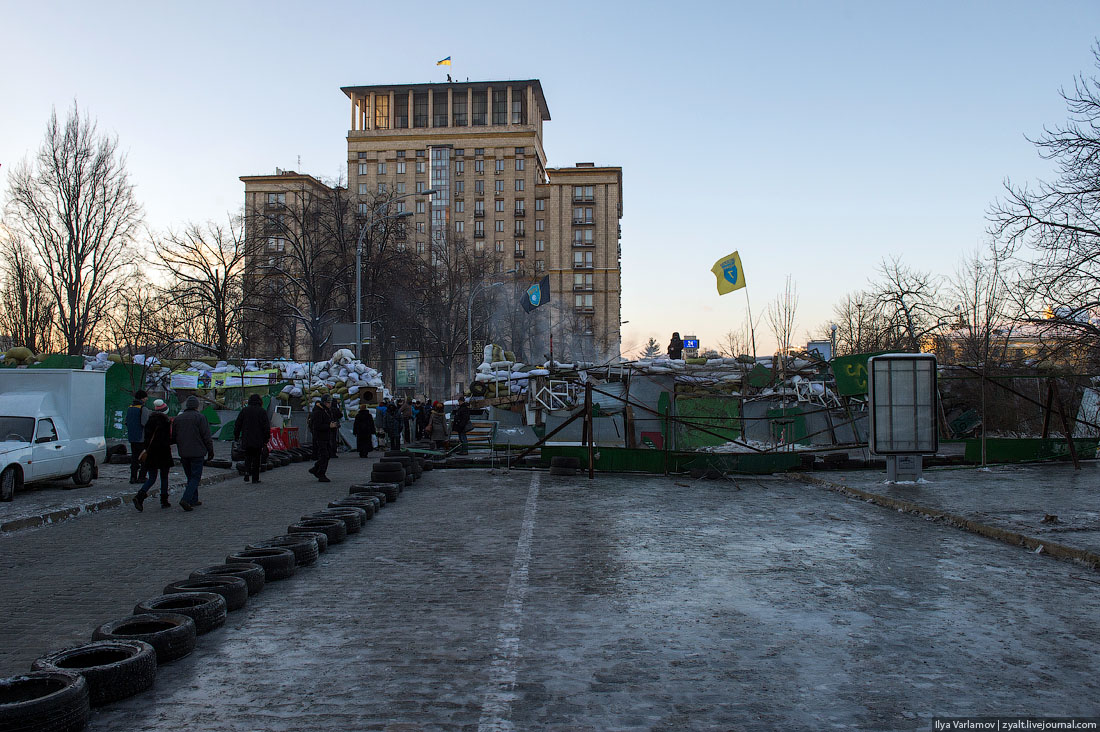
left=0, top=417, right=35, bottom=443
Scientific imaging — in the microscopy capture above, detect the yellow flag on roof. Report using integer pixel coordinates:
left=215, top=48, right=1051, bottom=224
left=711, top=251, right=747, bottom=295
left=436, top=56, right=452, bottom=66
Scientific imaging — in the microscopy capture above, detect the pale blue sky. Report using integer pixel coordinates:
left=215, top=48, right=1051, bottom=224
left=2, top=1, right=1098, bottom=355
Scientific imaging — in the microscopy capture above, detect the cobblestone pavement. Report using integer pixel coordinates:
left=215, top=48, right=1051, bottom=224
left=2, top=463, right=1098, bottom=730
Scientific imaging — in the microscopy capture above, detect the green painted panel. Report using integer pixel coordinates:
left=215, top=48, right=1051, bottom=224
left=28, top=355, right=84, bottom=370
left=201, top=405, right=221, bottom=427
left=747, top=364, right=773, bottom=388
left=766, top=407, right=808, bottom=445
left=675, top=396, right=740, bottom=449
left=830, top=351, right=890, bottom=396
left=104, top=363, right=149, bottom=439
left=963, top=438, right=1099, bottom=463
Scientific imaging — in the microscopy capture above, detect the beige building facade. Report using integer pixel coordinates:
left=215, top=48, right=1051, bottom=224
left=342, top=79, right=622, bottom=362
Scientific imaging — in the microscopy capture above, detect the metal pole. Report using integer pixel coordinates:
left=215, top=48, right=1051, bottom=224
left=355, top=235, right=362, bottom=361
left=467, top=283, right=480, bottom=388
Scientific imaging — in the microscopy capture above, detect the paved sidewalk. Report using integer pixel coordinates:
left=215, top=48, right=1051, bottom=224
left=803, top=462, right=1100, bottom=562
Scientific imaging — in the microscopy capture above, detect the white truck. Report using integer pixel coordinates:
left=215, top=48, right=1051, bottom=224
left=0, top=369, right=107, bottom=501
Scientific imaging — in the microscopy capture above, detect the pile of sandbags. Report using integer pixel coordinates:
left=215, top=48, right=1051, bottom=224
left=284, top=348, right=385, bottom=417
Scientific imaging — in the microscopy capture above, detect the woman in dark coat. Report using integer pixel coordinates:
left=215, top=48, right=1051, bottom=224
left=234, top=393, right=270, bottom=483
left=132, top=401, right=173, bottom=511
left=353, top=408, right=376, bottom=458
left=667, top=332, right=684, bottom=360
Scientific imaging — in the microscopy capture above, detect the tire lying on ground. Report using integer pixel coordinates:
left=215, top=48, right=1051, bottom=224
left=32, top=640, right=156, bottom=707
left=0, top=670, right=89, bottom=731
left=92, top=613, right=196, bottom=664
left=367, top=482, right=401, bottom=502
left=329, top=497, right=375, bottom=519
left=225, top=548, right=296, bottom=581
left=348, top=485, right=386, bottom=504
left=163, top=577, right=248, bottom=612
left=134, top=593, right=227, bottom=635
left=205, top=458, right=232, bottom=470
left=248, top=535, right=320, bottom=566
left=549, top=456, right=581, bottom=470
left=290, top=518, right=346, bottom=544
left=309, top=507, right=364, bottom=533
left=190, top=563, right=265, bottom=596
left=370, top=466, right=405, bottom=485
left=275, top=530, right=328, bottom=553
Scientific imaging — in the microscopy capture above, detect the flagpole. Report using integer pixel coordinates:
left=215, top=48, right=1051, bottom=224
left=548, top=297, right=554, bottom=366
left=744, top=288, right=757, bottom=361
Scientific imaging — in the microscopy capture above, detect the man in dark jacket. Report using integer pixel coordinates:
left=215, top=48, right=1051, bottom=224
left=234, top=393, right=270, bottom=484
left=126, top=390, right=151, bottom=484
left=414, top=400, right=430, bottom=441
left=399, top=398, right=414, bottom=443
left=353, top=407, right=376, bottom=457
left=452, top=396, right=472, bottom=454
left=132, top=400, right=172, bottom=511
left=329, top=397, right=342, bottom=459
left=173, top=396, right=215, bottom=511
left=308, top=395, right=336, bottom=482
left=383, top=398, right=403, bottom=451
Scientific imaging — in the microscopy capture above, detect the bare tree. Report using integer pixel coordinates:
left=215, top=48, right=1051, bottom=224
left=869, top=257, right=943, bottom=351
left=717, top=323, right=751, bottom=358
left=0, top=226, right=55, bottom=353
left=4, top=103, right=142, bottom=354
left=766, top=275, right=799, bottom=361
left=937, top=246, right=1013, bottom=366
left=152, top=218, right=246, bottom=361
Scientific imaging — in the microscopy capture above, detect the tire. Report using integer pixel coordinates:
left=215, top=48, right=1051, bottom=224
left=92, top=613, right=196, bottom=665
left=248, top=536, right=319, bottom=567
left=134, top=592, right=227, bottom=635
left=70, top=457, right=95, bottom=487
left=163, top=577, right=248, bottom=612
left=371, top=464, right=404, bottom=478
left=366, top=483, right=400, bottom=502
left=549, top=456, right=581, bottom=470
left=190, top=563, right=265, bottom=596
left=347, top=487, right=386, bottom=506
left=290, top=518, right=346, bottom=545
left=329, top=498, right=375, bottom=520
left=470, top=382, right=487, bottom=396
left=0, top=466, right=17, bottom=502
left=0, top=670, right=89, bottom=731
left=371, top=470, right=404, bottom=486
left=226, top=548, right=296, bottom=581
left=309, top=507, right=364, bottom=533
left=205, top=458, right=232, bottom=470
left=32, top=640, right=156, bottom=707
left=421, top=459, right=433, bottom=472
left=273, top=530, right=328, bottom=553
left=549, top=466, right=577, bottom=476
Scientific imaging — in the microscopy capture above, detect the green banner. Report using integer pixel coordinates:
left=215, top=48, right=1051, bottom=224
left=830, top=351, right=890, bottom=396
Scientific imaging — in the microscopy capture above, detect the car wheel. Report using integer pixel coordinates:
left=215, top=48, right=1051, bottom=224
left=71, top=458, right=94, bottom=487
left=0, top=466, right=17, bottom=502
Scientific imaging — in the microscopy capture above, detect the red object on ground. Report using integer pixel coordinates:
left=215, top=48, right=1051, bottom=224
left=268, top=427, right=300, bottom=450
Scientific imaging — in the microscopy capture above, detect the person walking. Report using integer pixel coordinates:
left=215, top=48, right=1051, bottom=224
left=667, top=332, right=684, bottom=360
left=234, top=393, right=270, bottom=484
left=399, top=398, right=414, bottom=443
left=383, top=398, right=403, bottom=451
left=414, top=399, right=430, bottom=441
left=125, top=390, right=151, bottom=484
left=132, top=400, right=172, bottom=511
left=329, top=396, right=343, bottom=459
left=427, top=401, right=449, bottom=450
left=173, top=396, right=215, bottom=511
left=308, top=395, right=336, bottom=482
left=353, top=406, right=376, bottom=458
left=452, top=396, right=472, bottom=454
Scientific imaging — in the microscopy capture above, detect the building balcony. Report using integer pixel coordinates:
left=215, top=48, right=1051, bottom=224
left=575, top=306, right=595, bottom=314
left=514, top=209, right=525, bottom=217
left=572, top=219, right=595, bottom=226
left=474, top=232, right=485, bottom=239
left=474, top=210, right=484, bottom=217
left=265, top=202, right=286, bottom=210
left=572, top=196, right=595, bottom=204
left=572, top=262, right=594, bottom=270
left=572, top=240, right=595, bottom=248
left=572, top=284, right=594, bottom=291
left=513, top=250, right=526, bottom=259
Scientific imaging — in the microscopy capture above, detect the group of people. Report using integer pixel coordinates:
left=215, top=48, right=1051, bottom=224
left=347, top=395, right=473, bottom=457
left=127, top=390, right=215, bottom=512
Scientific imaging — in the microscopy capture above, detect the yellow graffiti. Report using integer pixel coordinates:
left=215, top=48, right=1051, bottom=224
left=843, top=362, right=868, bottom=389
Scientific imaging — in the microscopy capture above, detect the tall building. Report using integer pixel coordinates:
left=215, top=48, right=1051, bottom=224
left=342, top=79, right=623, bottom=362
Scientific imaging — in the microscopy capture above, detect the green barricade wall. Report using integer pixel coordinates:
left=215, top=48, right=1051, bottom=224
left=963, top=438, right=1099, bottom=463
left=674, top=395, right=741, bottom=449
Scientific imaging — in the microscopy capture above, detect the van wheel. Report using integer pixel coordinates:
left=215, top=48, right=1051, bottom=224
left=0, top=466, right=16, bottom=501
left=72, top=458, right=94, bottom=486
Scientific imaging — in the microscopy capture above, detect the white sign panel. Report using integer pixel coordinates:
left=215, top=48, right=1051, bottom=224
left=868, top=354, right=938, bottom=455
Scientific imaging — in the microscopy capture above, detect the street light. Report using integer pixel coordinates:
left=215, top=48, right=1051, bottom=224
left=467, top=270, right=516, bottom=387
left=354, top=189, right=438, bottom=361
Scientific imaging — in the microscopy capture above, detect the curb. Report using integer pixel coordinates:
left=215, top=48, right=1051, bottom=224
left=792, top=472, right=1100, bottom=572
left=0, top=471, right=241, bottom=534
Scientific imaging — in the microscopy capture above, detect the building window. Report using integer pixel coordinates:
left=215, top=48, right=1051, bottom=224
left=397, top=150, right=406, bottom=159
left=495, top=240, right=505, bottom=252
left=358, top=183, right=369, bottom=195
left=535, top=198, right=545, bottom=211
left=495, top=180, right=505, bottom=194
left=455, top=148, right=464, bottom=157
left=511, top=97, right=526, bottom=124
left=265, top=237, right=285, bottom=252
left=535, top=259, right=545, bottom=271
left=492, top=90, right=507, bottom=124
left=495, top=159, right=505, bottom=173
left=396, top=242, right=407, bottom=252
left=416, top=161, right=426, bottom=174
left=416, top=201, right=425, bottom=214
left=495, top=261, right=504, bottom=273
left=514, top=241, right=525, bottom=254
left=358, top=152, right=369, bottom=160
left=416, top=181, right=426, bottom=193
left=377, top=162, right=386, bottom=175
left=472, top=92, right=488, bottom=125
left=397, top=161, right=406, bottom=174
left=394, top=96, right=409, bottom=128
left=573, top=207, right=594, bottom=224
left=455, top=220, right=465, bottom=233
left=358, top=163, right=369, bottom=176
left=475, top=240, right=484, bottom=252
left=266, top=193, right=286, bottom=205
left=433, top=91, right=448, bottom=127
left=535, top=239, right=545, bottom=252
left=495, top=220, right=505, bottom=233
left=375, top=96, right=389, bottom=129
left=417, top=149, right=426, bottom=157
left=475, top=180, right=485, bottom=195
left=475, top=148, right=484, bottom=156
left=574, top=273, right=594, bottom=289
left=514, top=220, right=525, bottom=236
left=515, top=200, right=525, bottom=215
left=573, top=250, right=593, bottom=267
left=474, top=220, right=485, bottom=237
left=474, top=159, right=485, bottom=174
left=455, top=160, right=465, bottom=174
left=396, top=202, right=406, bottom=213
left=515, top=179, right=525, bottom=192
left=416, top=242, right=425, bottom=254
left=455, top=200, right=465, bottom=213
left=575, top=293, right=594, bottom=308
left=396, top=182, right=406, bottom=194
left=475, top=200, right=485, bottom=215
left=378, top=182, right=387, bottom=194
left=453, top=96, right=467, bottom=126
left=358, top=203, right=368, bottom=215
left=495, top=199, right=505, bottom=213
left=413, top=92, right=428, bottom=127
left=573, top=185, right=595, bottom=202
left=573, top=229, right=594, bottom=245
left=515, top=158, right=525, bottom=171
left=515, top=146, right=525, bottom=155
left=416, top=222, right=426, bottom=233
left=455, top=181, right=464, bottom=194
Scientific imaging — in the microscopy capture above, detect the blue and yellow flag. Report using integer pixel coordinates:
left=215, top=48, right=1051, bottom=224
left=436, top=56, right=452, bottom=66
left=711, top=251, right=746, bottom=295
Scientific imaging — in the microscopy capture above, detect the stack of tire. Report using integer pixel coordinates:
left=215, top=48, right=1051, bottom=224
left=370, top=460, right=406, bottom=491
left=379, top=454, right=419, bottom=485
left=549, top=456, right=581, bottom=476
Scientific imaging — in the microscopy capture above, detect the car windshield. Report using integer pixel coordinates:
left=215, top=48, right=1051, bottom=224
left=0, top=417, right=35, bottom=443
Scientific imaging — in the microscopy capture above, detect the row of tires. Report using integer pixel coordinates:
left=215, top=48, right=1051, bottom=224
left=0, top=451, right=431, bottom=732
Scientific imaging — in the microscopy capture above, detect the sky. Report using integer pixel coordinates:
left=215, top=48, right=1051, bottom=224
left=2, top=0, right=1099, bottom=357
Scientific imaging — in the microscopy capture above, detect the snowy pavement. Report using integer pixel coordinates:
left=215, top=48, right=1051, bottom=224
left=2, top=460, right=1096, bottom=730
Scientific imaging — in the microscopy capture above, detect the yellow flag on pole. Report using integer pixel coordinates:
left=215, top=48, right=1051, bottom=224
left=711, top=251, right=747, bottom=295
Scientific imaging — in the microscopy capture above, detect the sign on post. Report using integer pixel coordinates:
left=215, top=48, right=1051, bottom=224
left=395, top=351, right=420, bottom=389
left=868, top=353, right=938, bottom=481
